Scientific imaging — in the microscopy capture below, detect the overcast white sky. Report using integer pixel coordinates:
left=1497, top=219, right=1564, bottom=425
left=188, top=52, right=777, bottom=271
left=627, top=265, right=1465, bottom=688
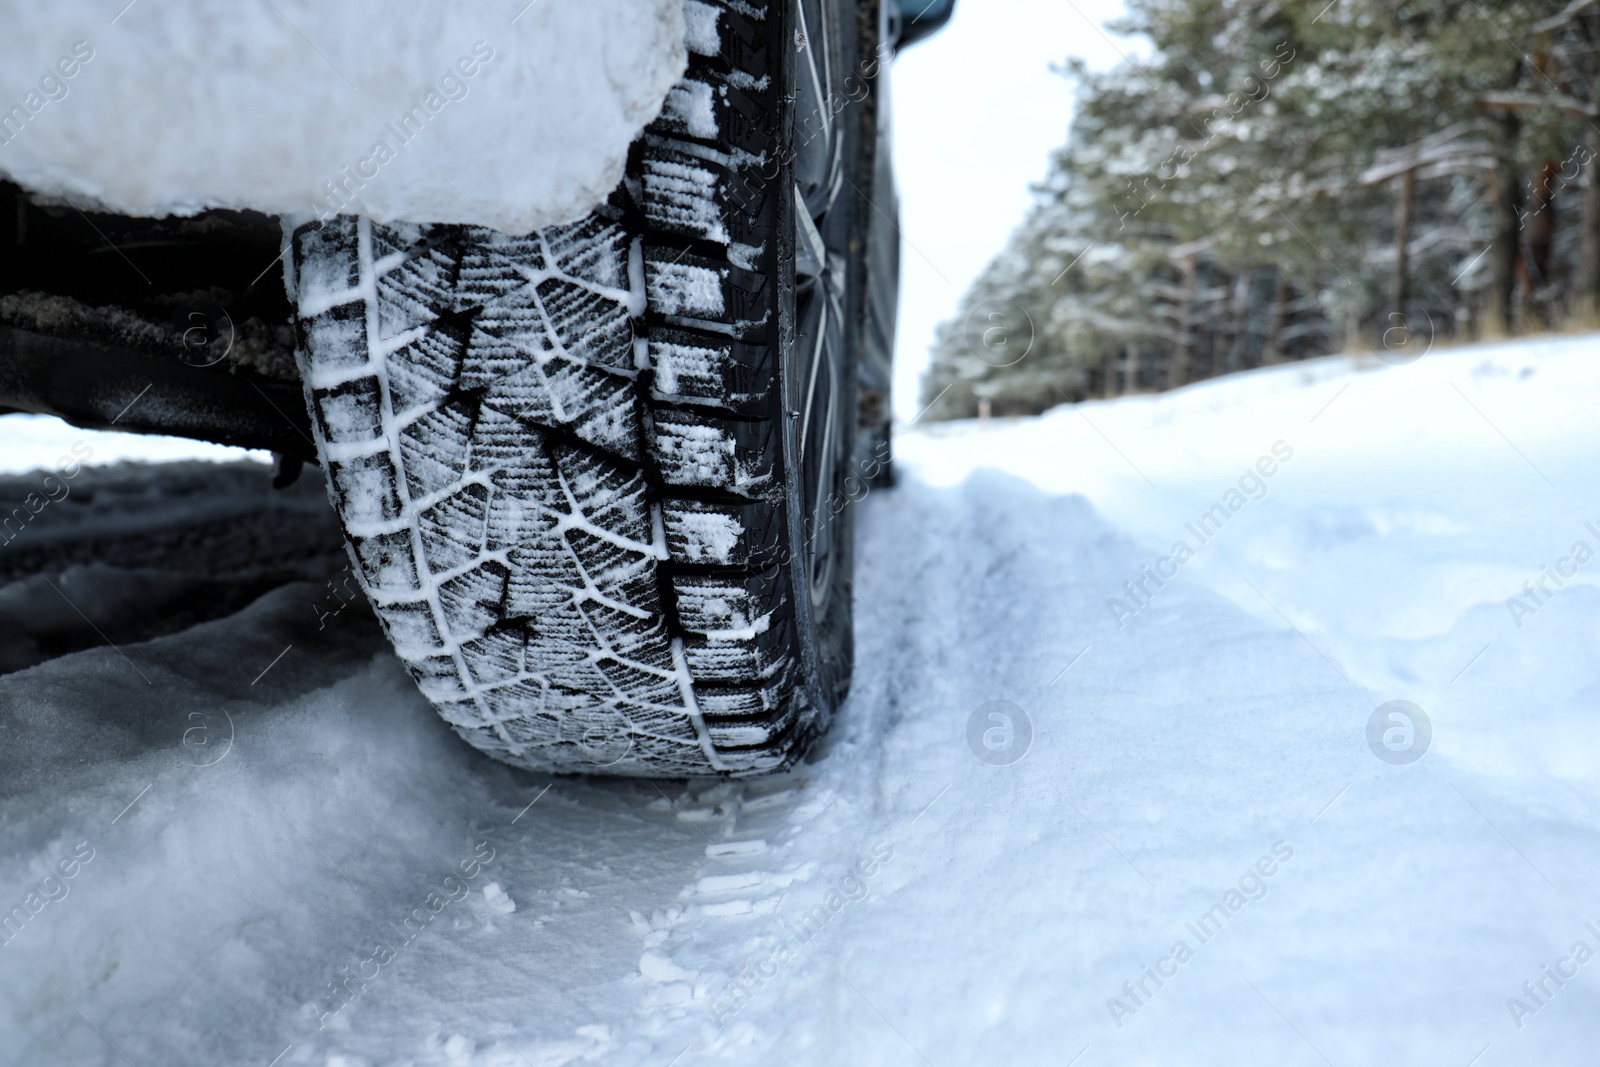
left=889, top=0, right=1134, bottom=422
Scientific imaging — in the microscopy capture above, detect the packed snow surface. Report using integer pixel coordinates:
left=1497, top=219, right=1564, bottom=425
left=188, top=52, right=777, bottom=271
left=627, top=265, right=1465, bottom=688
left=3, top=334, right=1600, bottom=1065
left=0, top=0, right=686, bottom=233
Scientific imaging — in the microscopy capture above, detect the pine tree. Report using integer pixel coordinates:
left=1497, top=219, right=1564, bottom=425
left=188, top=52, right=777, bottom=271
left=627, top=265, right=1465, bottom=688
left=921, top=0, right=1588, bottom=419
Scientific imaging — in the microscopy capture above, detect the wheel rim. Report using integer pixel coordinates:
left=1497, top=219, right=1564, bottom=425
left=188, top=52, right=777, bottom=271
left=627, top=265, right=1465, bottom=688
left=792, top=0, right=849, bottom=618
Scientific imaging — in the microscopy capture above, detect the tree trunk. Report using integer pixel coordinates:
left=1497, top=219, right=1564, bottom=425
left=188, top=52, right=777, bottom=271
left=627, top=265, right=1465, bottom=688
left=1528, top=159, right=1557, bottom=287
left=1205, top=284, right=1220, bottom=379
left=1575, top=77, right=1600, bottom=323
left=1224, top=272, right=1248, bottom=373
left=1342, top=303, right=1362, bottom=353
left=1579, top=160, right=1600, bottom=324
left=1487, top=112, right=1522, bottom=337
left=1100, top=350, right=1114, bottom=399
left=1393, top=165, right=1415, bottom=325
left=1124, top=342, right=1139, bottom=394
left=1170, top=252, right=1196, bottom=388
left=1262, top=272, right=1289, bottom=365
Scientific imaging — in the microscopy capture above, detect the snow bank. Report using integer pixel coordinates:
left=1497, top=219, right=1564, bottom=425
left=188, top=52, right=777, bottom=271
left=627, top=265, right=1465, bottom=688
left=0, top=578, right=708, bottom=1065
left=0, top=0, right=686, bottom=233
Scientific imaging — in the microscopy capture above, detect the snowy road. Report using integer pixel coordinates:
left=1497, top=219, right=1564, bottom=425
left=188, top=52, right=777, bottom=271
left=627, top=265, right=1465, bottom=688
left=4, top=336, right=1600, bottom=1066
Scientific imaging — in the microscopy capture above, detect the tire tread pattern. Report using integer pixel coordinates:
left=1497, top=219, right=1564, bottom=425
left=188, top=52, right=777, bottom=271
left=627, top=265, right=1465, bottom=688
left=292, top=0, right=820, bottom=777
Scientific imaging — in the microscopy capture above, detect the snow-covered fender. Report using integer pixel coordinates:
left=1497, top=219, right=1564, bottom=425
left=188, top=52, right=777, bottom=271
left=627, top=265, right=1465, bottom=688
left=0, top=0, right=686, bottom=234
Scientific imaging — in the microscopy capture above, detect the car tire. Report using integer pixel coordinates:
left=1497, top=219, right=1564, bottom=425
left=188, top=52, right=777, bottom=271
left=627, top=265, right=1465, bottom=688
left=289, top=0, right=870, bottom=777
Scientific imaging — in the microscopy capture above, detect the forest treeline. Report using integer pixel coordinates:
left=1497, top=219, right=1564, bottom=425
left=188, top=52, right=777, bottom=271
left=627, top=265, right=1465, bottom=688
left=921, top=0, right=1600, bottom=417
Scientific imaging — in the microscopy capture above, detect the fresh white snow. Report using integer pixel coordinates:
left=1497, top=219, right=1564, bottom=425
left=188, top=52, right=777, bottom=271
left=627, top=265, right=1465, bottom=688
left=2, top=334, right=1599, bottom=1064
left=0, top=0, right=686, bottom=234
